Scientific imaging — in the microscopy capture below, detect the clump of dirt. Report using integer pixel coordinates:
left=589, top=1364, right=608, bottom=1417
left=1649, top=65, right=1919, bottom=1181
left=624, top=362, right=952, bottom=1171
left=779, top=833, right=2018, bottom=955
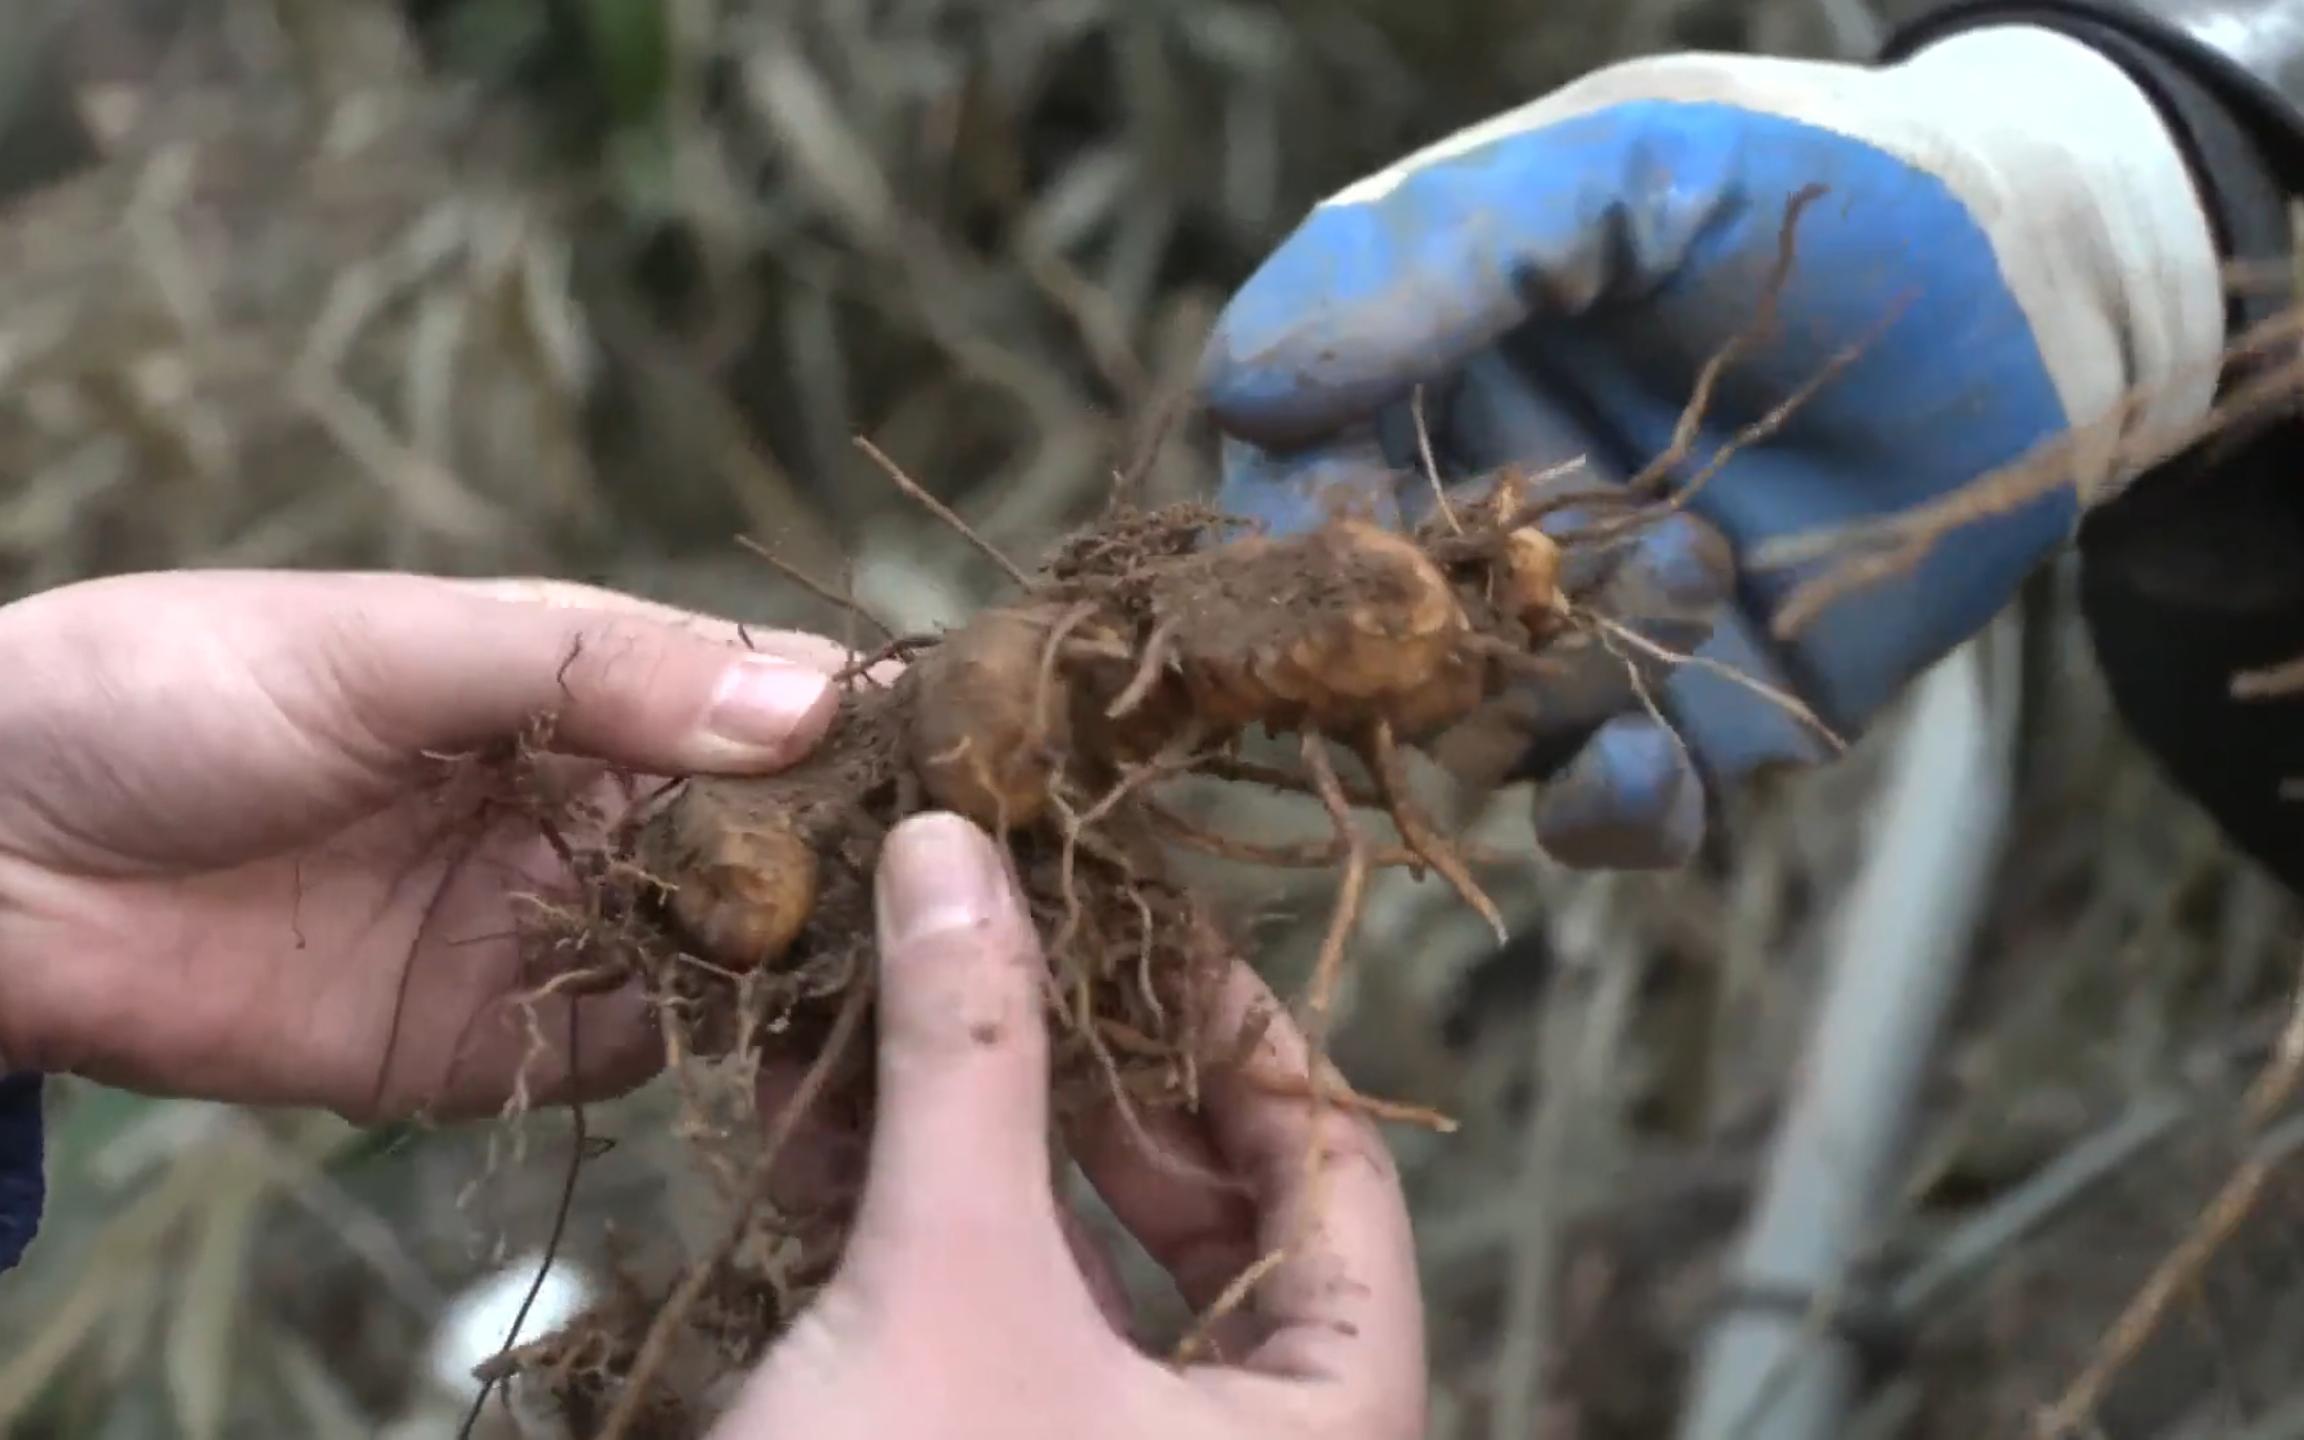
left=466, top=461, right=1736, bottom=1437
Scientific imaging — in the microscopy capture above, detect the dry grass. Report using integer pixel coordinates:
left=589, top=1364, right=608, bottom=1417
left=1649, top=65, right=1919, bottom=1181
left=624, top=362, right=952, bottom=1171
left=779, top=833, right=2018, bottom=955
left=7, top=1, right=2304, bottom=1437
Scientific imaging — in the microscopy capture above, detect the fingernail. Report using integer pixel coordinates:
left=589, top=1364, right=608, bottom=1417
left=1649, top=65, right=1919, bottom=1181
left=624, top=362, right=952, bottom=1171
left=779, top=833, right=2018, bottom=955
left=705, top=655, right=835, bottom=762
left=875, top=812, right=1010, bottom=951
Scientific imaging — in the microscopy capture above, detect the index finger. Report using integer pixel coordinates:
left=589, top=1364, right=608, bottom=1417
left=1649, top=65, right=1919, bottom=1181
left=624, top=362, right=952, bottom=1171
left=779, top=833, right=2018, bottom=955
left=448, top=577, right=867, bottom=675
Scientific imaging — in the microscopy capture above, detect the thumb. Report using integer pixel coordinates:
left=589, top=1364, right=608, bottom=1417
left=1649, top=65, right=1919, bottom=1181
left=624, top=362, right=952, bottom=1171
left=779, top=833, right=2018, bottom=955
left=849, top=813, right=1066, bottom=1265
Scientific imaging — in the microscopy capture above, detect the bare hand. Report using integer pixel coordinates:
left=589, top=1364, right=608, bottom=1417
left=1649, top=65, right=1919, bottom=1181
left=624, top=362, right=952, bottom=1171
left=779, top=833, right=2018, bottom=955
left=712, top=812, right=1427, bottom=1440
left=0, top=570, right=843, bottom=1121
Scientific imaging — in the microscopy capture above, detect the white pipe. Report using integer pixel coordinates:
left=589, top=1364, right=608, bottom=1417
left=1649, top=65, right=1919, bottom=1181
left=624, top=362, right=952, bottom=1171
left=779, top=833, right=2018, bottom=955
left=1676, top=622, right=2021, bottom=1440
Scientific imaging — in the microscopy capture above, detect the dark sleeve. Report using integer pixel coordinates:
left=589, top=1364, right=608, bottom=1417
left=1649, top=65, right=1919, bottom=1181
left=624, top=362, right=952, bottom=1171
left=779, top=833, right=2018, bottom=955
left=1885, top=0, right=2304, bottom=891
left=0, top=1074, right=43, bottom=1274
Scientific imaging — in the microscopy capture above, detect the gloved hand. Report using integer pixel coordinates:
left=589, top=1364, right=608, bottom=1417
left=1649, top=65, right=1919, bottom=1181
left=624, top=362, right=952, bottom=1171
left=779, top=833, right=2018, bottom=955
left=1200, top=24, right=2224, bottom=866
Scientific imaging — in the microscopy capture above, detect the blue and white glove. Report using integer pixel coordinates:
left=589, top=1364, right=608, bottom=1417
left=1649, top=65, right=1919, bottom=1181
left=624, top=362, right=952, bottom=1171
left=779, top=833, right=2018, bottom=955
left=1201, top=25, right=2224, bottom=866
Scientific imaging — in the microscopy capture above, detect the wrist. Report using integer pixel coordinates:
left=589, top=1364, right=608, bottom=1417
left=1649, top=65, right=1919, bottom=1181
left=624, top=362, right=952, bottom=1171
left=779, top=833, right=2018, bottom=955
left=1882, top=26, right=2225, bottom=475
left=1629, top=28, right=2226, bottom=456
left=1528, top=30, right=2223, bottom=488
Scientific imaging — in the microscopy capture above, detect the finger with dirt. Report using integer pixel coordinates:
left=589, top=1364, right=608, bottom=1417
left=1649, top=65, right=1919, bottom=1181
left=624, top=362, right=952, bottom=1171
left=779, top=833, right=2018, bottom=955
left=344, top=581, right=842, bottom=775
left=1064, top=1068, right=1267, bottom=1354
left=1071, top=962, right=1424, bottom=1412
left=449, top=576, right=879, bottom=678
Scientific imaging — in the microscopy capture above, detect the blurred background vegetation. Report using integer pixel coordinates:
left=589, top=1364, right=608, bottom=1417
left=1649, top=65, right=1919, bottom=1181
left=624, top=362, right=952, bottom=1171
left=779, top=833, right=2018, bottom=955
left=6, top=2, right=2304, bottom=1437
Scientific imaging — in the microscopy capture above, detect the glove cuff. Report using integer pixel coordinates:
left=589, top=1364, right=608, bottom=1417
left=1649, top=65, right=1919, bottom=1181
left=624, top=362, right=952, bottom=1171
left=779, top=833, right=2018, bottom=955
left=1447, top=32, right=2226, bottom=503
left=1872, top=27, right=2226, bottom=500
left=1887, top=1, right=2301, bottom=370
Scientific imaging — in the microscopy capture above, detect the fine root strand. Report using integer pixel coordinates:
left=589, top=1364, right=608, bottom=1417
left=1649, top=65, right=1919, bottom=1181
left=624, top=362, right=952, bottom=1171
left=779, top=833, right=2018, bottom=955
left=2032, top=963, right=2304, bottom=1439
left=1170, top=1244, right=1292, bottom=1367
left=1244, top=1066, right=1461, bottom=1133
left=1764, top=307, right=2304, bottom=637
left=1362, top=718, right=1508, bottom=944
left=1411, top=384, right=1464, bottom=536
left=854, top=434, right=1035, bottom=590
left=458, top=1004, right=590, bottom=1440
left=1587, top=613, right=1846, bottom=753
left=735, top=533, right=899, bottom=643
left=1621, top=183, right=1826, bottom=499
left=594, top=970, right=875, bottom=1440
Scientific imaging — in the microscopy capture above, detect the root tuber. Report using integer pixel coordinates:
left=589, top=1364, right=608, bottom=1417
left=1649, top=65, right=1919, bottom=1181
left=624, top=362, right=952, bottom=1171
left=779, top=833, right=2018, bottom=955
left=909, top=603, right=1078, bottom=829
left=487, top=473, right=1753, bottom=1436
